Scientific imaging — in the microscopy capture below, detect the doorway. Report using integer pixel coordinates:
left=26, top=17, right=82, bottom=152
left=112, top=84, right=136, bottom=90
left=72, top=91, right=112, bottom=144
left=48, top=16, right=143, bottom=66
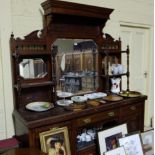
left=120, top=24, right=153, bottom=127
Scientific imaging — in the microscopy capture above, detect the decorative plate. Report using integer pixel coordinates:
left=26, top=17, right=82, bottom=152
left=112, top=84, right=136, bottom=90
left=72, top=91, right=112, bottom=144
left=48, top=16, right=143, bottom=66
left=103, top=95, right=123, bottom=101
left=119, top=91, right=142, bottom=98
left=56, top=100, right=73, bottom=106
left=84, top=92, right=107, bottom=99
left=25, top=102, right=54, bottom=112
left=57, top=91, right=73, bottom=98
left=71, top=96, right=87, bottom=103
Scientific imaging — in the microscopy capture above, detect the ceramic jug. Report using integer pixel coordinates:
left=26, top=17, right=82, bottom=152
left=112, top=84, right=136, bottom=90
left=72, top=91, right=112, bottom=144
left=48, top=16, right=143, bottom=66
left=111, top=78, right=121, bottom=94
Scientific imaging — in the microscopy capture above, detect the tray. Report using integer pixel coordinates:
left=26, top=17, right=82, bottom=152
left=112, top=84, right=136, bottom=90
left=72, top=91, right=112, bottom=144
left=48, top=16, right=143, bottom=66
left=64, top=103, right=87, bottom=111
left=103, top=95, right=123, bottom=101
left=119, top=91, right=142, bottom=98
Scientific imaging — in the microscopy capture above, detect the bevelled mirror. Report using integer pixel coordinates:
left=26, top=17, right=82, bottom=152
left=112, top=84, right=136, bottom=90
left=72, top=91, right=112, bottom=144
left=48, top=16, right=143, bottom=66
left=53, top=39, right=98, bottom=95
left=19, top=58, right=47, bottom=79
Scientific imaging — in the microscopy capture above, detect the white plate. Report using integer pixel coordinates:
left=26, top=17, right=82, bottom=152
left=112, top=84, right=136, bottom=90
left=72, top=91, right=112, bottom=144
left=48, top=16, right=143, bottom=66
left=26, top=102, right=54, bottom=112
left=56, top=100, right=73, bottom=106
left=71, top=96, right=87, bottom=103
left=57, top=92, right=73, bottom=98
left=84, top=92, right=107, bottom=99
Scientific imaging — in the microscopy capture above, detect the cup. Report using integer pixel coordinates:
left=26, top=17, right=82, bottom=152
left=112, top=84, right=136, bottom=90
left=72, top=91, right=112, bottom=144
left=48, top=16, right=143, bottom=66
left=111, top=64, right=119, bottom=75
left=80, top=133, right=87, bottom=141
left=85, top=134, right=92, bottom=142
left=87, top=129, right=95, bottom=139
left=118, top=64, right=124, bottom=74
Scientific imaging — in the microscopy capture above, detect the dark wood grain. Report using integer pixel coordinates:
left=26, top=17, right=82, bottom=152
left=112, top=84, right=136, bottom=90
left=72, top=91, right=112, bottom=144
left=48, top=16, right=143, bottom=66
left=10, top=1, right=147, bottom=154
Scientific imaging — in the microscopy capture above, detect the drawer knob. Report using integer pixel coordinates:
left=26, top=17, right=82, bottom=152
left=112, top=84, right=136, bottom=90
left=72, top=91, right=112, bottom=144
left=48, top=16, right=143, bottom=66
left=83, top=118, right=91, bottom=124
left=108, top=112, right=115, bottom=117
left=130, top=106, right=136, bottom=110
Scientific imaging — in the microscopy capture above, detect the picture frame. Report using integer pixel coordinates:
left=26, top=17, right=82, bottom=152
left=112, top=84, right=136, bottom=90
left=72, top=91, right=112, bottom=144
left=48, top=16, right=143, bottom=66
left=141, top=129, right=154, bottom=155
left=97, top=124, right=128, bottom=155
left=104, top=146, right=127, bottom=155
left=119, top=133, right=144, bottom=155
left=39, top=127, right=71, bottom=155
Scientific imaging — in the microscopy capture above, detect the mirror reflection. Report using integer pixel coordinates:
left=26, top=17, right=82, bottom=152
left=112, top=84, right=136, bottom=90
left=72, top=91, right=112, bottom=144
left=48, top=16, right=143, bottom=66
left=19, top=59, right=47, bottom=79
left=54, top=39, right=98, bottom=94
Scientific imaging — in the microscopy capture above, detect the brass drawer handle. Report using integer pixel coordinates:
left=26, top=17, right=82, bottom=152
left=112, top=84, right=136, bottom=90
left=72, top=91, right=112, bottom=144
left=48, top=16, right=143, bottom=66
left=130, top=106, right=136, bottom=111
left=89, top=154, right=94, bottom=155
left=83, top=118, right=91, bottom=124
left=108, top=112, right=115, bottom=117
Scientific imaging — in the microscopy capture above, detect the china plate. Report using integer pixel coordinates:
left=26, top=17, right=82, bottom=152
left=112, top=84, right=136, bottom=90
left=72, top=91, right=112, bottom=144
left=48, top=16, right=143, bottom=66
left=71, top=96, right=87, bottom=103
left=26, top=102, right=54, bottom=112
left=56, top=100, right=73, bottom=106
left=119, top=91, right=142, bottom=97
left=57, top=91, right=73, bottom=98
left=103, top=95, right=123, bottom=101
left=84, top=92, right=107, bottom=99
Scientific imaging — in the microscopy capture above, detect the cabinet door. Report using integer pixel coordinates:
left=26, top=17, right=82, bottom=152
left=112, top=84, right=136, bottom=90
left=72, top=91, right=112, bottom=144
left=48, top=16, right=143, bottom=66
left=121, top=114, right=142, bottom=132
left=120, top=102, right=144, bottom=132
left=29, top=121, right=72, bottom=149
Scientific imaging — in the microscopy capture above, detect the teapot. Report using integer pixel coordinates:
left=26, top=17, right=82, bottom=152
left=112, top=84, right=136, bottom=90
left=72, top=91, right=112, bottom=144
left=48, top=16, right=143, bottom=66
left=111, top=78, right=121, bottom=94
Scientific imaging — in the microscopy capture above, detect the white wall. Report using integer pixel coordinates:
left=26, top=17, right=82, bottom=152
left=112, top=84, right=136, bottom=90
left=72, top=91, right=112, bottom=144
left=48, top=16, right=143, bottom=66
left=0, top=0, right=153, bottom=139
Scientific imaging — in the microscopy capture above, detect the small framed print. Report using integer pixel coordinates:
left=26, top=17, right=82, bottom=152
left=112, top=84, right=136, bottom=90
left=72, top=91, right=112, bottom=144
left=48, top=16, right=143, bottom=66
left=97, top=124, right=128, bottom=155
left=141, top=129, right=154, bottom=155
left=39, top=127, right=71, bottom=155
left=104, top=146, right=127, bottom=155
left=119, top=133, right=144, bottom=155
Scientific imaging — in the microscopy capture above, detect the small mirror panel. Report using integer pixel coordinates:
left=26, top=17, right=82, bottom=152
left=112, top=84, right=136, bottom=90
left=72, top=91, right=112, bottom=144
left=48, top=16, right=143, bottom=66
left=54, top=39, right=98, bottom=95
left=19, top=59, right=47, bottom=79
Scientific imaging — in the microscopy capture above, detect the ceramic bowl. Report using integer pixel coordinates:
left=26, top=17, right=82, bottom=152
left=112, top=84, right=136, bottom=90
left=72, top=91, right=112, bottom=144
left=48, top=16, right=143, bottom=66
left=71, top=96, right=87, bottom=103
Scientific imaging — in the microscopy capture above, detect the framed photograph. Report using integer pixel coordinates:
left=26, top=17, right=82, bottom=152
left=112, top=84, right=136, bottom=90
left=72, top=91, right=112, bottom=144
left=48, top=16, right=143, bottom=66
left=141, top=129, right=154, bottom=155
left=104, top=146, right=127, bottom=155
left=97, top=124, right=128, bottom=155
left=39, top=127, right=71, bottom=155
left=119, top=133, right=144, bottom=155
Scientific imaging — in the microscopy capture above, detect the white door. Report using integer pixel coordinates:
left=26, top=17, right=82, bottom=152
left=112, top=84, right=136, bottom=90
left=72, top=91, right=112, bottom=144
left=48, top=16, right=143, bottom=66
left=120, top=25, right=152, bottom=127
left=0, top=34, right=7, bottom=140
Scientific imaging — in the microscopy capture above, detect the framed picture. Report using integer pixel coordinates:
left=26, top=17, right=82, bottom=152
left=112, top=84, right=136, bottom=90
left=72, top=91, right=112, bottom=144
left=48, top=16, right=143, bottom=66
left=141, top=129, right=154, bottom=155
left=119, top=133, right=144, bottom=155
left=39, top=127, right=71, bottom=155
left=97, top=124, right=128, bottom=155
left=104, top=146, right=127, bottom=155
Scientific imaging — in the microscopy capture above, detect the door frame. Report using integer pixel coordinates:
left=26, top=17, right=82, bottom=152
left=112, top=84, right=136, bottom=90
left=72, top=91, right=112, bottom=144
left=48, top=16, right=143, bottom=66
left=119, top=21, right=154, bottom=127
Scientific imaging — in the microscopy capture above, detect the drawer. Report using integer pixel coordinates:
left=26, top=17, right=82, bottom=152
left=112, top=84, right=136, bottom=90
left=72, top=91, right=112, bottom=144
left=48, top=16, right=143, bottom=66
left=77, top=144, right=96, bottom=155
left=76, top=110, right=118, bottom=127
left=120, top=103, right=141, bottom=116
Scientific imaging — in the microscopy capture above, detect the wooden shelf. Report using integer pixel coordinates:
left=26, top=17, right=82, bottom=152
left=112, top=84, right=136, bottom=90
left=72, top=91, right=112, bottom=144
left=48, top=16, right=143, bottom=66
left=14, top=81, right=55, bottom=89
left=12, top=52, right=51, bottom=57
left=101, top=72, right=129, bottom=78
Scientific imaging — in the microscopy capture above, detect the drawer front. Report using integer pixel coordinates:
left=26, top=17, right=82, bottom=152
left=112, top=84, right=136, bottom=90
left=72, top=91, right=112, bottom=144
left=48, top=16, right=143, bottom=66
left=76, top=110, right=118, bottom=127
left=77, top=149, right=96, bottom=155
left=77, top=145, right=96, bottom=155
left=120, top=103, right=141, bottom=116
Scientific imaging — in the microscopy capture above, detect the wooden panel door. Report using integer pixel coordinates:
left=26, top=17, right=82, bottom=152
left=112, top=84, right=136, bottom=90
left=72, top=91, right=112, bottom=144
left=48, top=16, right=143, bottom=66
left=120, top=25, right=151, bottom=127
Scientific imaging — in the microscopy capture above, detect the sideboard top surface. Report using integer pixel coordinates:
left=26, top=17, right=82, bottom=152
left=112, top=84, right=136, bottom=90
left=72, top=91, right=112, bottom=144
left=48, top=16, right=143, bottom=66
left=13, top=96, right=147, bottom=129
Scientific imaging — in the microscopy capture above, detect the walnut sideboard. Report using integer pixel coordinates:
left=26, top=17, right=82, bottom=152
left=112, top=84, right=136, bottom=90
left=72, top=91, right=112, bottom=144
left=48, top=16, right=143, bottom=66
left=13, top=96, right=147, bottom=155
